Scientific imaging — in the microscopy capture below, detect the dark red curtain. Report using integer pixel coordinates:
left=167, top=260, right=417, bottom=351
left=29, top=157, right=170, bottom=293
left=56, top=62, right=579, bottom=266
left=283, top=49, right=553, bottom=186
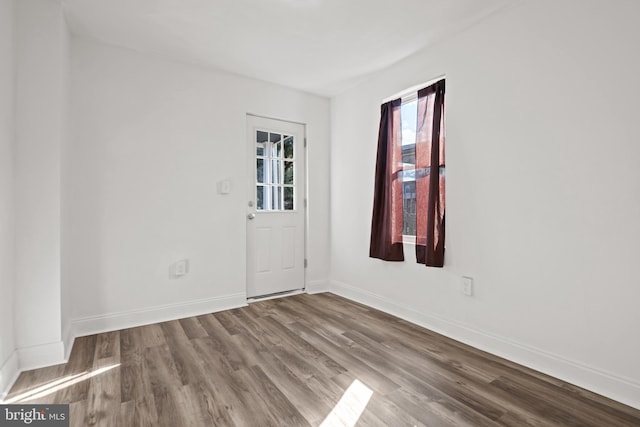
left=415, top=80, right=445, bottom=267
left=370, top=98, right=404, bottom=261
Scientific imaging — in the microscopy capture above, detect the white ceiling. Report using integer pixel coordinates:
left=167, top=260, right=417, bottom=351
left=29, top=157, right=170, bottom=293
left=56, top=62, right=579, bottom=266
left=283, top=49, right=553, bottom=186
left=62, top=0, right=513, bottom=96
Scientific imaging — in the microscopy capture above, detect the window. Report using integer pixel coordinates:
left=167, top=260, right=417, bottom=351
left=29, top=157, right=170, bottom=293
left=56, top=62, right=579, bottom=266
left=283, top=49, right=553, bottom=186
left=255, top=130, right=295, bottom=211
left=370, top=78, right=446, bottom=267
left=400, top=97, right=418, bottom=239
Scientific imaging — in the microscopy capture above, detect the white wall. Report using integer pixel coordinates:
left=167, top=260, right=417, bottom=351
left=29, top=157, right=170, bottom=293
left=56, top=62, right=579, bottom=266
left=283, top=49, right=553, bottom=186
left=58, top=6, right=72, bottom=359
left=330, top=0, right=640, bottom=409
left=67, top=38, right=330, bottom=333
left=13, top=0, right=68, bottom=368
left=0, top=0, right=18, bottom=397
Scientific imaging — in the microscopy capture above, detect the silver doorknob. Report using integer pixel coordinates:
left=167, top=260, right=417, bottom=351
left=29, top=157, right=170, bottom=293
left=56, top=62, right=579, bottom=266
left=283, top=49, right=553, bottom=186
left=247, top=213, right=256, bottom=220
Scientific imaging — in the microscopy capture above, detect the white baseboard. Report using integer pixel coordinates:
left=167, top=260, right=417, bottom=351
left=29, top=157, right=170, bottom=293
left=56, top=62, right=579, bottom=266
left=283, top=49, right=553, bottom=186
left=1, top=293, right=247, bottom=399
left=306, top=279, right=331, bottom=294
left=62, top=320, right=75, bottom=361
left=71, top=293, right=247, bottom=338
left=1, top=341, right=67, bottom=401
left=330, top=279, right=640, bottom=411
left=0, top=350, right=19, bottom=402
left=17, top=341, right=66, bottom=372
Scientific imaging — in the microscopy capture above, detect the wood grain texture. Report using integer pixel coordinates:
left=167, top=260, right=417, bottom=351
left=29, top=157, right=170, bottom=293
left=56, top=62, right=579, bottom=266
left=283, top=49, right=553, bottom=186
left=6, top=293, right=640, bottom=426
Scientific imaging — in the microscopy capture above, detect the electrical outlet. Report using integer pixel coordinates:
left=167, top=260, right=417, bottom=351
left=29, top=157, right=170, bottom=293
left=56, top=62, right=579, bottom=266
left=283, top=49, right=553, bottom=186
left=462, top=276, right=473, bottom=296
left=173, top=259, right=189, bottom=278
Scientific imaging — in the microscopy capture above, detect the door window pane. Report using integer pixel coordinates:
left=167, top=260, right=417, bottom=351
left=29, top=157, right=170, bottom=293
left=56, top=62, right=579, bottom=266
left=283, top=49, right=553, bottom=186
left=284, top=187, right=294, bottom=210
left=270, top=133, right=282, bottom=157
left=256, top=185, right=266, bottom=210
left=271, top=160, right=281, bottom=184
left=254, top=128, right=297, bottom=212
left=284, top=136, right=294, bottom=159
left=271, top=186, right=282, bottom=210
left=284, top=161, right=294, bottom=185
left=256, top=158, right=265, bottom=183
left=269, top=133, right=281, bottom=143
left=257, top=130, right=268, bottom=143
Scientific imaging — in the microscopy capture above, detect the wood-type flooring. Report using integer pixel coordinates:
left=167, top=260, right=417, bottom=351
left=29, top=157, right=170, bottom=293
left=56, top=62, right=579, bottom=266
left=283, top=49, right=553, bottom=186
left=6, top=293, right=640, bottom=426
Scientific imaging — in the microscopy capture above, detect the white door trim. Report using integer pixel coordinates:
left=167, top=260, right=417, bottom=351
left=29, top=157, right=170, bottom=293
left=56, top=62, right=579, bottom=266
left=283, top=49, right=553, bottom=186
left=246, top=114, right=307, bottom=299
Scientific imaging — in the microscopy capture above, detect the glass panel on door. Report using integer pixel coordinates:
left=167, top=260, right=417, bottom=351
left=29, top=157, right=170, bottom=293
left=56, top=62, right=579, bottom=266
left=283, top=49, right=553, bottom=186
left=254, top=129, right=296, bottom=211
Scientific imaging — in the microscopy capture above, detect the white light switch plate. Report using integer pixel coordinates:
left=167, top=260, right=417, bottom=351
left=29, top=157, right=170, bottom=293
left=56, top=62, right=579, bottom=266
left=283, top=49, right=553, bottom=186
left=217, top=179, right=232, bottom=195
left=462, top=276, right=473, bottom=296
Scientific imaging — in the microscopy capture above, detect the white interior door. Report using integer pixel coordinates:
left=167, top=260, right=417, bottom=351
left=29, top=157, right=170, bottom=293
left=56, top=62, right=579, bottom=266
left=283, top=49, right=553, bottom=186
left=246, top=115, right=305, bottom=299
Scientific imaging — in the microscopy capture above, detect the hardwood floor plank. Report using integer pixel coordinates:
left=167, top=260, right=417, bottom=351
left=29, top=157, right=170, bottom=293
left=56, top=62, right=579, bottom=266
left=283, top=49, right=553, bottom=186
left=69, top=399, right=88, bottom=427
left=227, top=320, right=336, bottom=424
left=119, top=328, right=136, bottom=357
left=5, top=364, right=65, bottom=404
left=385, top=386, right=462, bottom=427
left=81, top=333, right=122, bottom=426
left=247, top=297, right=302, bottom=325
left=95, top=331, right=118, bottom=359
left=494, top=369, right=640, bottom=427
left=367, top=393, right=430, bottom=427
left=342, top=329, right=507, bottom=422
left=349, top=328, right=534, bottom=424
left=178, top=317, right=209, bottom=340
left=124, top=324, right=167, bottom=354
left=7, top=292, right=640, bottom=427
left=235, top=365, right=311, bottom=426
left=213, top=309, right=245, bottom=336
left=55, top=335, right=97, bottom=404
left=294, top=293, right=394, bottom=343
left=120, top=351, right=153, bottom=403
left=124, top=395, right=158, bottom=427
left=190, top=336, right=269, bottom=426
left=196, top=314, right=254, bottom=371
left=490, top=375, right=638, bottom=427
left=241, top=317, right=344, bottom=385
left=117, top=400, right=135, bottom=426
left=285, top=321, right=402, bottom=395
left=158, top=320, right=203, bottom=387
left=143, top=345, right=188, bottom=427
left=83, top=363, right=121, bottom=426
left=182, top=381, right=235, bottom=426
left=258, top=315, right=347, bottom=378
left=325, top=329, right=504, bottom=427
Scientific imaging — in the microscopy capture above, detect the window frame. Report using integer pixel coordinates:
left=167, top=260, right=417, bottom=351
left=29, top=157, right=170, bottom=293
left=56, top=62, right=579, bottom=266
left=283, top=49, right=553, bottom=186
left=255, top=129, right=297, bottom=212
left=400, top=93, right=418, bottom=245
left=384, top=77, right=444, bottom=245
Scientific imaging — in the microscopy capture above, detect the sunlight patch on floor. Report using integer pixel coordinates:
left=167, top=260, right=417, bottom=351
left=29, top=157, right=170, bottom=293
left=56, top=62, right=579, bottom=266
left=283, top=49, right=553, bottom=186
left=2, top=364, right=120, bottom=404
left=320, top=379, right=373, bottom=427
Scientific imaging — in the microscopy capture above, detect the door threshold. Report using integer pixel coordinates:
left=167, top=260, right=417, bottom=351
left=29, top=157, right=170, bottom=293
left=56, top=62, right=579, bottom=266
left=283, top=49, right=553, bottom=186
left=247, top=288, right=305, bottom=303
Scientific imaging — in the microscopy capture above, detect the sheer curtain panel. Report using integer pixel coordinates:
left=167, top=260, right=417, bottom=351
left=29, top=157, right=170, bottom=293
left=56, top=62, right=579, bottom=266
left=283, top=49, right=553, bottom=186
left=369, top=98, right=405, bottom=261
left=415, top=80, right=446, bottom=267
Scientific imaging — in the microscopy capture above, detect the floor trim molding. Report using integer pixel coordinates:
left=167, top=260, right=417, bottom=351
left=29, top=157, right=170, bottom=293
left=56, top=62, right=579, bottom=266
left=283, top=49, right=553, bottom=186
left=62, top=320, right=74, bottom=361
left=330, top=279, right=640, bottom=410
left=2, top=293, right=247, bottom=399
left=70, top=292, right=247, bottom=339
left=0, top=350, right=19, bottom=402
left=17, top=341, right=66, bottom=373
left=306, top=279, right=331, bottom=294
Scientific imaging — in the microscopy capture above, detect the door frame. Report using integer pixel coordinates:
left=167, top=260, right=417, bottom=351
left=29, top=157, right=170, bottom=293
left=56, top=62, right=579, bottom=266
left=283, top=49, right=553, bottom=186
left=245, top=113, right=308, bottom=300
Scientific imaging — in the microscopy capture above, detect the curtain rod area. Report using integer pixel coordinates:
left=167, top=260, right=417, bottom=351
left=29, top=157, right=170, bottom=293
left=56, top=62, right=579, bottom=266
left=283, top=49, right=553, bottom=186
left=381, top=75, right=445, bottom=104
